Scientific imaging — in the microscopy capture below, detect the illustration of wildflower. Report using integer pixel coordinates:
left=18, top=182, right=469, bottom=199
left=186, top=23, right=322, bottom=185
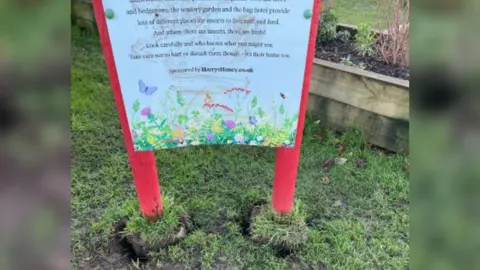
left=224, top=87, right=250, bottom=121
left=141, top=106, right=151, bottom=117
left=129, top=84, right=299, bottom=150
left=234, top=133, right=244, bottom=143
left=224, top=120, right=236, bottom=129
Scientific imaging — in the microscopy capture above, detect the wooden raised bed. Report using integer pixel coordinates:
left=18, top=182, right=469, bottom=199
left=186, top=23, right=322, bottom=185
left=308, top=58, right=409, bottom=153
left=72, top=0, right=97, bottom=34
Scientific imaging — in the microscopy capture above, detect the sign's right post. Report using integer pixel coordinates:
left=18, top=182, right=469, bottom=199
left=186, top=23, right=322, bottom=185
left=271, top=0, right=322, bottom=213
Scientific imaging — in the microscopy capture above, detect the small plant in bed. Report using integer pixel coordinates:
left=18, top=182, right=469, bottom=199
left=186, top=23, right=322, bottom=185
left=318, top=9, right=351, bottom=43
left=336, top=29, right=352, bottom=43
left=341, top=55, right=366, bottom=69
left=249, top=201, right=308, bottom=253
left=354, top=23, right=375, bottom=57
left=376, top=0, right=410, bottom=67
left=318, top=9, right=339, bottom=42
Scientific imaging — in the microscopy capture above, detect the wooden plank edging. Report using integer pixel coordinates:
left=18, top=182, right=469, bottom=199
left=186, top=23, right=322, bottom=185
left=313, top=59, right=409, bottom=88
left=307, top=94, right=409, bottom=153
left=310, top=59, right=409, bottom=121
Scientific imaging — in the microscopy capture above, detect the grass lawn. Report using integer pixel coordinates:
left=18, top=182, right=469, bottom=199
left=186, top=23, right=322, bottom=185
left=71, top=29, right=409, bottom=269
left=333, top=0, right=380, bottom=26
left=332, top=0, right=407, bottom=28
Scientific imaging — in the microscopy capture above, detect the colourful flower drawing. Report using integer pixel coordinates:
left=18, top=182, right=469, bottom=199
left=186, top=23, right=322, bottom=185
left=224, top=120, right=236, bottom=129
left=130, top=88, right=298, bottom=151
left=140, top=107, right=151, bottom=116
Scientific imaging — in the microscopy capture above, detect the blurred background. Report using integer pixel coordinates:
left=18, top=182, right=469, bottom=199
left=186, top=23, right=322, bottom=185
left=0, top=0, right=479, bottom=269
left=0, top=0, right=70, bottom=269
left=411, top=0, right=480, bottom=269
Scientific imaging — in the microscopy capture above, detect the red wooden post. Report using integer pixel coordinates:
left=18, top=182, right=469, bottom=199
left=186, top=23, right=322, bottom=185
left=272, top=0, right=322, bottom=213
left=92, top=0, right=163, bottom=221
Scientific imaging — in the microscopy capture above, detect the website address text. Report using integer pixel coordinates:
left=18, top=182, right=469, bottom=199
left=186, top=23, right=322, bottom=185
left=169, top=66, right=254, bottom=74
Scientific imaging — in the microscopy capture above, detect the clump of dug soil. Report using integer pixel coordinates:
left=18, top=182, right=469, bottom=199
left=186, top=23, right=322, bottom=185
left=248, top=202, right=309, bottom=255
left=107, top=197, right=190, bottom=261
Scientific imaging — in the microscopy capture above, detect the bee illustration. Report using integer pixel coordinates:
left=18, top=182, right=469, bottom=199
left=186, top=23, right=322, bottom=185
left=177, top=138, right=185, bottom=146
left=204, top=92, right=213, bottom=104
left=280, top=92, right=287, bottom=99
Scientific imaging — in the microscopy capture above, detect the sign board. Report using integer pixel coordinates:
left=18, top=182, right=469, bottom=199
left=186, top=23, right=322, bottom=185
left=94, top=0, right=320, bottom=216
left=99, top=0, right=316, bottom=151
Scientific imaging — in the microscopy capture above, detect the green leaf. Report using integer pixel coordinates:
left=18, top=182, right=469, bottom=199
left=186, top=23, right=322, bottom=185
left=176, top=92, right=186, bottom=107
left=133, top=100, right=140, bottom=113
left=158, top=119, right=167, bottom=127
left=178, top=114, right=188, bottom=124
left=251, top=96, right=258, bottom=108
left=192, top=110, right=200, bottom=119
left=284, top=118, right=293, bottom=128
left=258, top=108, right=265, bottom=118
left=279, top=104, right=285, bottom=115
left=147, top=114, right=155, bottom=122
left=160, top=125, right=173, bottom=133
left=133, top=122, right=144, bottom=129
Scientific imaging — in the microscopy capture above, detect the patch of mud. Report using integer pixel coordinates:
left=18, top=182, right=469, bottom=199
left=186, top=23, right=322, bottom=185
left=108, top=214, right=189, bottom=265
left=211, top=263, right=230, bottom=270
left=238, top=200, right=266, bottom=236
left=207, top=207, right=229, bottom=235
left=160, top=262, right=186, bottom=270
left=109, top=218, right=149, bottom=263
left=76, top=253, right=133, bottom=270
left=285, top=254, right=327, bottom=270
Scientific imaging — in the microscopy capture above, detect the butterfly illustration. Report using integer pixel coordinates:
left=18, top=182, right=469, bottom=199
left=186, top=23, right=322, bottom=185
left=249, top=115, right=257, bottom=125
left=132, top=130, right=138, bottom=140
left=138, top=79, right=158, bottom=95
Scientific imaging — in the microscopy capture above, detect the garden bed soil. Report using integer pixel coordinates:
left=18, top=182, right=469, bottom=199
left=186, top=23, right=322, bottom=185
left=315, top=38, right=410, bottom=80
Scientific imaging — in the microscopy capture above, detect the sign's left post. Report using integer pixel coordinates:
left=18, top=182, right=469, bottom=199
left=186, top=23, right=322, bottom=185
left=92, top=0, right=163, bottom=221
